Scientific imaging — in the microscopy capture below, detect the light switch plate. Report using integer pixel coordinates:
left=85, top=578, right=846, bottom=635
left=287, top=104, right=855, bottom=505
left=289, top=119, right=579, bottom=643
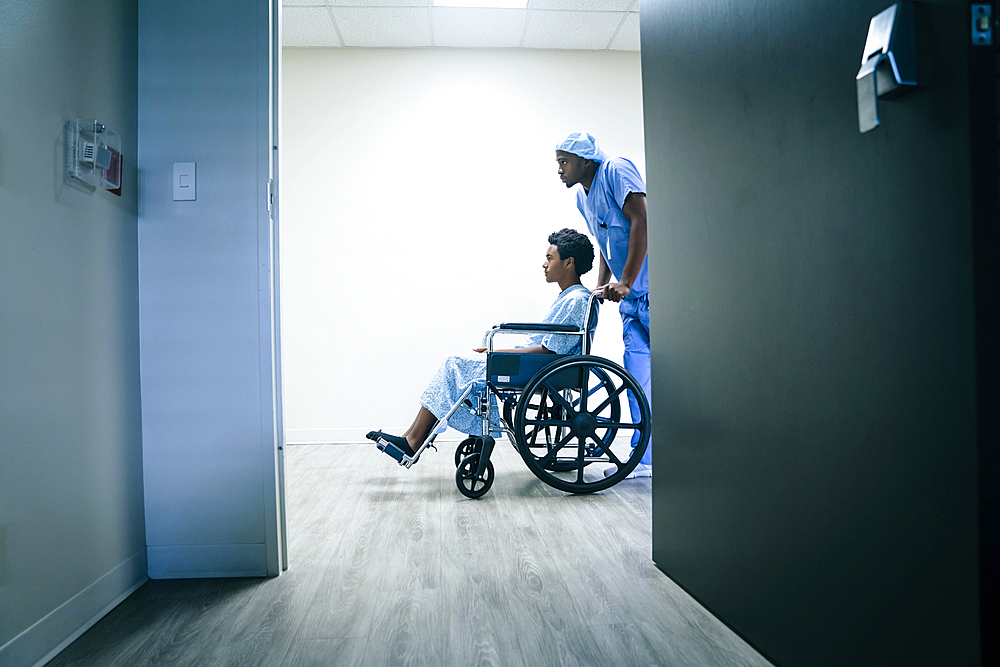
left=173, top=162, right=196, bottom=201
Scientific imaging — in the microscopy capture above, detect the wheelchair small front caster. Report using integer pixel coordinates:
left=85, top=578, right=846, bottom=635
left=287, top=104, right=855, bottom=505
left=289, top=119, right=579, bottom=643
left=456, top=453, right=494, bottom=498
left=454, top=436, right=477, bottom=467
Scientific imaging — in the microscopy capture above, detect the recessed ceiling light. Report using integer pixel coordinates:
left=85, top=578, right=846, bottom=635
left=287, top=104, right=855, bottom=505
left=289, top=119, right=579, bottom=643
left=433, top=0, right=528, bottom=8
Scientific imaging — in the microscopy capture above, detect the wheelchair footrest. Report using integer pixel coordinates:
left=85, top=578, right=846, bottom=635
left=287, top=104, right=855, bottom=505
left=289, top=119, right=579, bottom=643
left=376, top=439, right=408, bottom=463
left=367, top=430, right=417, bottom=467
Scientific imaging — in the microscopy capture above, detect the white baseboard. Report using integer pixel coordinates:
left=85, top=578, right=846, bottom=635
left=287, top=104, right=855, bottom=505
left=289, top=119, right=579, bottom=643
left=285, top=426, right=465, bottom=444
left=146, top=543, right=268, bottom=579
left=0, top=548, right=147, bottom=667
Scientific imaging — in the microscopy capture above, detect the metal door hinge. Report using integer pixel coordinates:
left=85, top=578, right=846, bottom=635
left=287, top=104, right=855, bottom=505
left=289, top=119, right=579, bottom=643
left=973, top=4, right=993, bottom=45
left=267, top=178, right=274, bottom=218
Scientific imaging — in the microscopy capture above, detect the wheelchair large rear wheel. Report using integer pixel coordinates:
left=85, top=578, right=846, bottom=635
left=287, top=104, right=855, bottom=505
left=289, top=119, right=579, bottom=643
left=522, top=385, right=577, bottom=472
left=509, top=367, right=621, bottom=472
left=514, top=355, right=650, bottom=494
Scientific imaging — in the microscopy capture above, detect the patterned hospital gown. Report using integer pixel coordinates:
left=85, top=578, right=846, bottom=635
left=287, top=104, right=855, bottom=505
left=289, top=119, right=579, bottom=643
left=419, top=284, right=595, bottom=437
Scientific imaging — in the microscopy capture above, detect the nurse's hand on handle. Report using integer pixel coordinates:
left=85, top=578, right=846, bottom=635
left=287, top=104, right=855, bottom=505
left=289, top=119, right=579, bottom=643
left=595, top=282, right=631, bottom=303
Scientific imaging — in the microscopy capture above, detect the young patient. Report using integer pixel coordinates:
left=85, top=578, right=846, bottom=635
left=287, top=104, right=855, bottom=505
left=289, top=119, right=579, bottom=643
left=367, top=228, right=596, bottom=459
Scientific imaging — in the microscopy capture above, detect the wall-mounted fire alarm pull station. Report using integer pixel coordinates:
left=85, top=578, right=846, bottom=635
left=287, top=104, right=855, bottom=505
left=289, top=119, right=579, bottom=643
left=66, top=119, right=122, bottom=190
left=856, top=3, right=919, bottom=133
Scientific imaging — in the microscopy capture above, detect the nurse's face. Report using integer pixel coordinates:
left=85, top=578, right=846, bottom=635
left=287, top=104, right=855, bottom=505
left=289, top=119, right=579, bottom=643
left=556, top=150, right=589, bottom=188
left=542, top=244, right=573, bottom=283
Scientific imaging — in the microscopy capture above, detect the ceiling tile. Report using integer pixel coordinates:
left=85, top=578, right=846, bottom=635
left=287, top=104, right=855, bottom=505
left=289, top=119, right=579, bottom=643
left=332, top=7, right=432, bottom=47
left=522, top=10, right=621, bottom=49
left=283, top=0, right=327, bottom=6
left=283, top=7, right=342, bottom=47
left=608, top=11, right=638, bottom=50
left=330, top=0, right=430, bottom=7
left=528, top=0, right=631, bottom=11
left=432, top=8, right=526, bottom=47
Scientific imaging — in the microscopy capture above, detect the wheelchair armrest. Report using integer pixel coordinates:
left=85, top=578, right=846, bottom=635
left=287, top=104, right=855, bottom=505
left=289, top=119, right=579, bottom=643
left=494, top=322, right=580, bottom=332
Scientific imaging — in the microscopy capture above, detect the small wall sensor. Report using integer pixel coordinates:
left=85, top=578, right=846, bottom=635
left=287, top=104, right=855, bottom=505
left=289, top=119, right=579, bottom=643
left=66, top=119, right=121, bottom=190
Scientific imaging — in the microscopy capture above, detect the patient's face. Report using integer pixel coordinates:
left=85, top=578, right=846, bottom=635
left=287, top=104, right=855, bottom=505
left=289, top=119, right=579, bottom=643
left=542, top=244, right=572, bottom=284
left=556, top=150, right=589, bottom=188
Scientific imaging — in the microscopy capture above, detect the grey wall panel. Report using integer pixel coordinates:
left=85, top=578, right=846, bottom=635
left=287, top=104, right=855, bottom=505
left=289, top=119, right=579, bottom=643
left=640, top=0, right=980, bottom=664
left=970, top=28, right=1000, bottom=667
left=138, top=0, right=278, bottom=577
left=0, top=0, right=145, bottom=660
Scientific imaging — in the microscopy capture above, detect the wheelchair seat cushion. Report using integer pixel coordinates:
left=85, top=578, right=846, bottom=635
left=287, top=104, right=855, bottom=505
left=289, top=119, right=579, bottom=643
left=488, top=353, right=583, bottom=390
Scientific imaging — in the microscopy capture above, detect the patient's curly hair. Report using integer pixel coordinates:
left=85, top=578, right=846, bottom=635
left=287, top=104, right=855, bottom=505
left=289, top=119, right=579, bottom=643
left=548, top=228, right=595, bottom=276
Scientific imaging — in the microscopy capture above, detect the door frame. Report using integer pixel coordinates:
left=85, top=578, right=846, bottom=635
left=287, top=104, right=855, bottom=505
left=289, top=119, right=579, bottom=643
left=260, top=0, right=287, bottom=575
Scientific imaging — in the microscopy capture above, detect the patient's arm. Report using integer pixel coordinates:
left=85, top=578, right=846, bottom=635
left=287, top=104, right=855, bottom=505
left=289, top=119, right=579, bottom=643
left=472, top=345, right=555, bottom=354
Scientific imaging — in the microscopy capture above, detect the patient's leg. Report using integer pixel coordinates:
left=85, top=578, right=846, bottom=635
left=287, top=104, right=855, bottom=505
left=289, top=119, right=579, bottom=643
left=403, top=406, right=437, bottom=450
left=370, top=353, right=483, bottom=460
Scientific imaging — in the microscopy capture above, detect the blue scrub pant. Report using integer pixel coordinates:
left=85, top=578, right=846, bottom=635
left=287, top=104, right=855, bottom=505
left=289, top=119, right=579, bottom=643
left=619, top=294, right=652, bottom=466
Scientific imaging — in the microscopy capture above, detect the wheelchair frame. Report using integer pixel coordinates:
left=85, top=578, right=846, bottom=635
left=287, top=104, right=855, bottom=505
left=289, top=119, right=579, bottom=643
left=375, top=292, right=651, bottom=498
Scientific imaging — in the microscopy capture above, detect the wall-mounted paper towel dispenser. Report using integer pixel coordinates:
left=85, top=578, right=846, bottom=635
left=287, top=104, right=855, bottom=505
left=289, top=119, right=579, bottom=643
left=856, top=3, right=919, bottom=133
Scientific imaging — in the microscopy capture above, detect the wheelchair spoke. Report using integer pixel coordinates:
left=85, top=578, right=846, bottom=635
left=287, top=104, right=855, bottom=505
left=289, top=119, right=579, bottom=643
left=591, top=421, right=643, bottom=430
left=592, top=434, right=624, bottom=466
left=590, top=383, right=627, bottom=417
left=524, top=418, right=573, bottom=428
left=572, top=387, right=601, bottom=412
left=530, top=426, right=553, bottom=447
left=584, top=433, right=607, bottom=457
left=541, top=381, right=576, bottom=415
left=577, top=365, right=591, bottom=413
left=537, top=431, right=575, bottom=467
left=529, top=418, right=548, bottom=445
left=576, top=438, right=586, bottom=484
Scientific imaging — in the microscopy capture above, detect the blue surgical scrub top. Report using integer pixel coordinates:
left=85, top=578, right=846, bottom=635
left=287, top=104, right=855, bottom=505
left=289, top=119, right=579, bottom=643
left=575, top=157, right=648, bottom=299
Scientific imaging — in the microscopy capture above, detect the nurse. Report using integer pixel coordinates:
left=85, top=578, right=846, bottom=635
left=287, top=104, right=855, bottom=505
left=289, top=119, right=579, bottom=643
left=556, top=132, right=652, bottom=478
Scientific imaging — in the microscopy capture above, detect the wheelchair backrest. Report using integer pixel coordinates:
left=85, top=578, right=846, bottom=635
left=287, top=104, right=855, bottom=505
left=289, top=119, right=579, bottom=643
left=581, top=291, right=601, bottom=355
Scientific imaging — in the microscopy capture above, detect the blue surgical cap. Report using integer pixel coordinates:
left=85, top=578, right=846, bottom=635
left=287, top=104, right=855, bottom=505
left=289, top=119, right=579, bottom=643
left=556, top=132, right=608, bottom=163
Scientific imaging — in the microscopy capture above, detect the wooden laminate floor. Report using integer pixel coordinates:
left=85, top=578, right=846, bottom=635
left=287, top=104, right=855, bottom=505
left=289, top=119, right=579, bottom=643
left=49, top=443, right=772, bottom=667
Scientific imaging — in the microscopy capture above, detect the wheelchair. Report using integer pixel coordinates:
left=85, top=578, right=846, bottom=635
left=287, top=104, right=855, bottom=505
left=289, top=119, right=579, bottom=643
left=375, top=292, right=651, bottom=498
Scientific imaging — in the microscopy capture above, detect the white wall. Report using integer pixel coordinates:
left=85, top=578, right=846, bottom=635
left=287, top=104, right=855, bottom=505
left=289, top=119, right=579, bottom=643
left=0, top=1, right=146, bottom=664
left=138, top=0, right=281, bottom=579
left=282, top=48, right=645, bottom=443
